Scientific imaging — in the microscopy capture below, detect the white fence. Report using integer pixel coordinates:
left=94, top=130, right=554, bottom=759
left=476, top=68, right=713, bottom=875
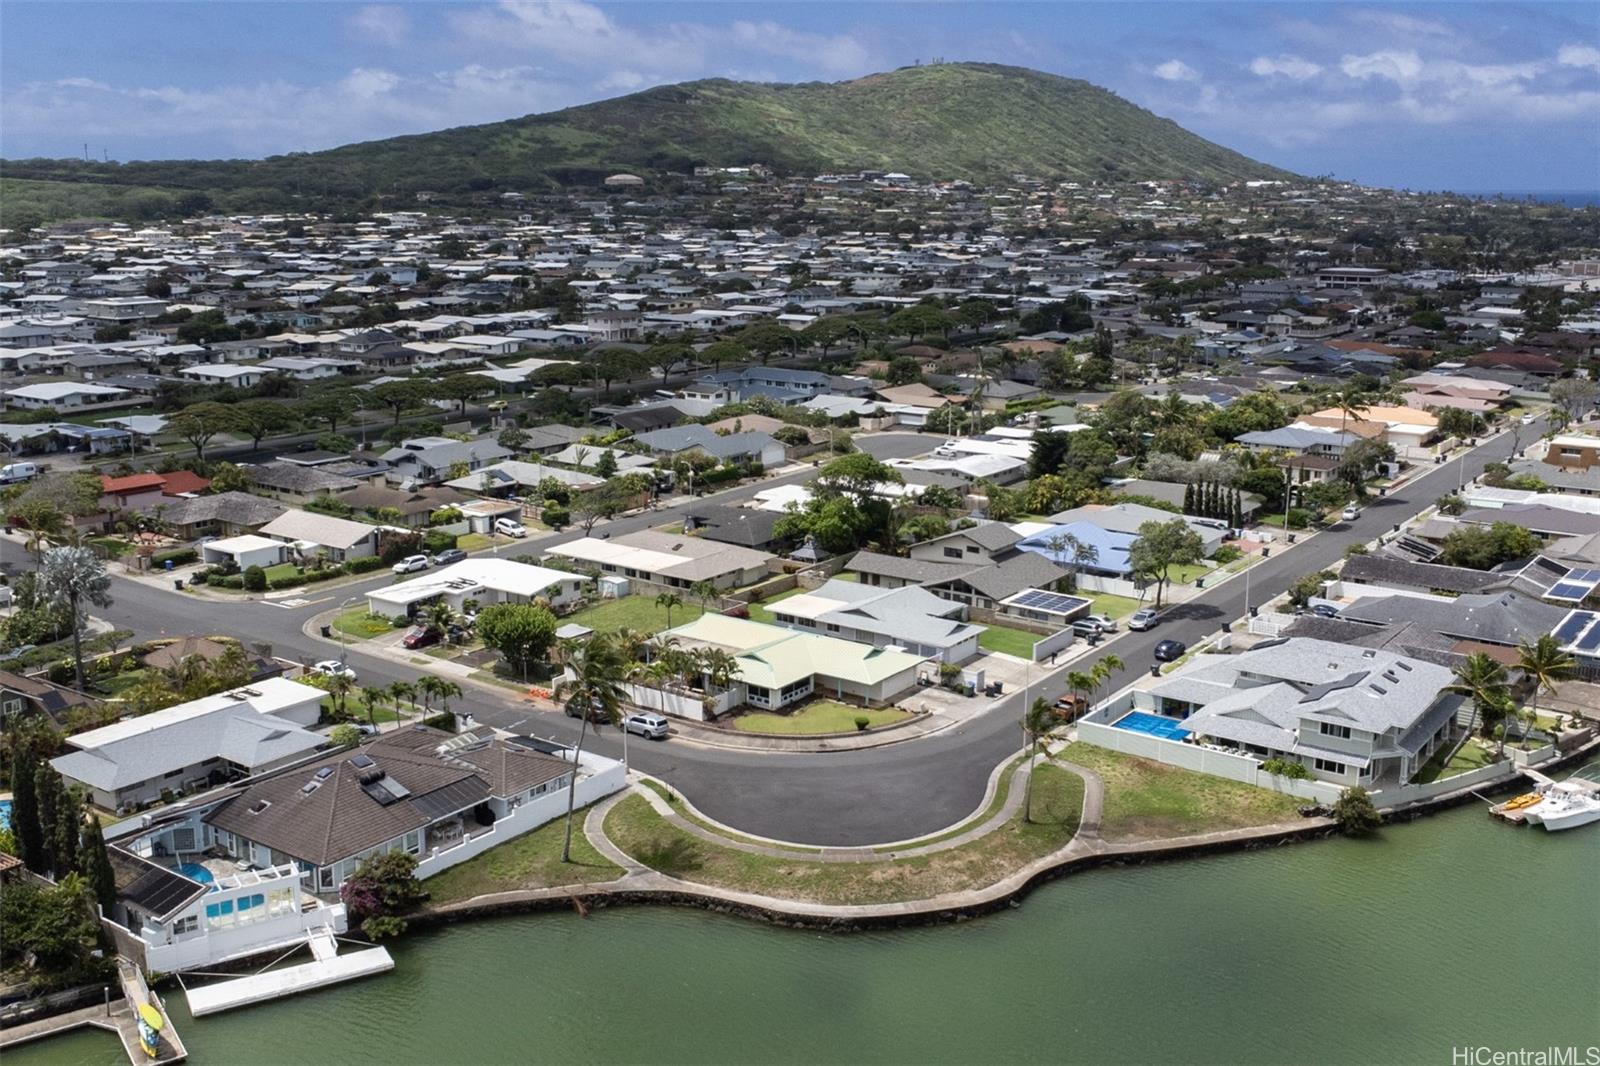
left=1373, top=759, right=1515, bottom=806
left=624, top=682, right=738, bottom=722
left=1072, top=573, right=1146, bottom=598
left=1076, top=718, right=1345, bottom=804
left=414, top=755, right=626, bottom=880
left=1030, top=628, right=1077, bottom=663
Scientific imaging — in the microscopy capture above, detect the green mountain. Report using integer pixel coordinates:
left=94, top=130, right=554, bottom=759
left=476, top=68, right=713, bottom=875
left=3, top=64, right=1290, bottom=219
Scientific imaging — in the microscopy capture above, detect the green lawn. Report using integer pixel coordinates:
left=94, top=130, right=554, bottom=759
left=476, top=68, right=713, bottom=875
left=1061, top=743, right=1304, bottom=842
left=423, top=804, right=623, bottom=905
left=604, top=764, right=1082, bottom=904
left=746, top=585, right=808, bottom=624
left=93, top=668, right=154, bottom=698
left=1086, top=592, right=1143, bottom=619
left=456, top=532, right=492, bottom=552
left=566, top=596, right=705, bottom=635
left=1166, top=562, right=1213, bottom=585
left=331, top=607, right=394, bottom=639
left=979, top=624, right=1040, bottom=658
left=88, top=536, right=131, bottom=559
left=1412, top=739, right=1498, bottom=784
left=263, top=562, right=300, bottom=582
left=733, top=699, right=911, bottom=734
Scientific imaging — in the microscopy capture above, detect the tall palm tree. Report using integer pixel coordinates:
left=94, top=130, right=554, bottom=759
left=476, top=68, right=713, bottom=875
left=552, top=635, right=628, bottom=862
left=13, top=502, right=68, bottom=563
left=690, top=580, right=717, bottom=613
left=1450, top=652, right=1512, bottom=754
left=1022, top=697, right=1060, bottom=824
left=359, top=688, right=388, bottom=732
left=1088, top=654, right=1125, bottom=703
left=655, top=592, right=683, bottom=630
left=432, top=678, right=462, bottom=716
left=1065, top=670, right=1095, bottom=711
left=387, top=680, right=418, bottom=719
left=1333, top=383, right=1371, bottom=437
left=1516, top=634, right=1576, bottom=739
left=425, top=600, right=458, bottom=641
left=37, top=547, right=113, bottom=691
left=323, top=672, right=355, bottom=718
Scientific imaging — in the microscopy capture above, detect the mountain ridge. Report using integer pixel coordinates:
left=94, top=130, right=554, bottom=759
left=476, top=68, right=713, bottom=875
left=2, top=63, right=1293, bottom=216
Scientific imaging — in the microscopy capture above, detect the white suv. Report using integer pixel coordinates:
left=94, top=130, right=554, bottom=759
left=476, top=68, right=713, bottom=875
left=495, top=518, right=528, bottom=538
left=392, top=554, right=430, bottom=574
left=623, top=713, right=669, bottom=740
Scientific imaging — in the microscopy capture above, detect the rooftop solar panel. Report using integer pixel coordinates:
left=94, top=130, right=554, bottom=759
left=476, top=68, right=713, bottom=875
left=1570, top=568, right=1600, bottom=583
left=1576, top=624, right=1600, bottom=654
left=1547, top=583, right=1593, bottom=602
left=1553, top=611, right=1595, bottom=645
left=1009, top=589, right=1089, bottom=614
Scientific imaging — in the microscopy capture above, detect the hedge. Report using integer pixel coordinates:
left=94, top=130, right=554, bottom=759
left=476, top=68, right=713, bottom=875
left=152, top=548, right=198, bottom=567
left=346, top=556, right=387, bottom=574
left=267, top=573, right=307, bottom=590
left=304, top=568, right=344, bottom=583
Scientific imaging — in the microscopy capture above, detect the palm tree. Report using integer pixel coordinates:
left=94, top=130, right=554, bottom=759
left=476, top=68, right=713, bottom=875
left=1065, top=670, right=1095, bottom=712
left=431, top=678, right=462, bottom=716
left=37, top=547, right=114, bottom=691
left=387, top=680, right=417, bottom=719
left=1450, top=652, right=1512, bottom=755
left=1332, top=383, right=1371, bottom=436
left=425, top=600, right=458, bottom=641
left=1516, top=634, right=1575, bottom=741
left=552, top=635, right=627, bottom=862
left=359, top=688, right=388, bottom=732
left=655, top=592, right=684, bottom=629
left=323, top=672, right=355, bottom=718
left=690, top=580, right=717, bottom=613
left=18, top=504, right=68, bottom=563
left=1088, top=655, right=1125, bottom=703
left=1022, top=697, right=1060, bottom=824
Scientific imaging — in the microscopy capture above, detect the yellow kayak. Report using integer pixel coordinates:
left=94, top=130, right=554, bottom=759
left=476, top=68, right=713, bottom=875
left=138, top=1002, right=164, bottom=1030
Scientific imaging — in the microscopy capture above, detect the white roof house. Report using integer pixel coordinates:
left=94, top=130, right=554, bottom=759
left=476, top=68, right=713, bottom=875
left=544, top=530, right=772, bottom=590
left=366, top=558, right=591, bottom=617
left=4, top=381, right=133, bottom=409
left=259, top=508, right=381, bottom=559
left=50, top=677, right=328, bottom=808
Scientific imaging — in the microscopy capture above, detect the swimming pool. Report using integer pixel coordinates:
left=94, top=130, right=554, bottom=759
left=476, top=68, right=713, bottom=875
left=178, top=862, right=216, bottom=886
left=1113, top=711, right=1191, bottom=741
left=0, top=799, right=10, bottom=830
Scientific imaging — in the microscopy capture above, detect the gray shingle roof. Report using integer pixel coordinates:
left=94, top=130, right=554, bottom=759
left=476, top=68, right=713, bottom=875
left=1338, top=554, right=1504, bottom=595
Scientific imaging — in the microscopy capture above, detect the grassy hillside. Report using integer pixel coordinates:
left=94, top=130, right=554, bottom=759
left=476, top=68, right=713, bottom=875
left=1, top=63, right=1291, bottom=222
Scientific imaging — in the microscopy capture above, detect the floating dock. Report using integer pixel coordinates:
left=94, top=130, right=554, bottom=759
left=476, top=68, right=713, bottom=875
left=184, top=935, right=393, bottom=1017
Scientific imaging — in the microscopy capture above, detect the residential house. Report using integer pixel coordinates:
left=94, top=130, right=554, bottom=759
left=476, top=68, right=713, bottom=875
left=379, top=436, right=512, bottom=486
left=4, top=382, right=134, bottom=410
left=366, top=558, right=591, bottom=619
left=680, top=505, right=782, bottom=549
left=633, top=424, right=786, bottom=469
left=160, top=492, right=287, bottom=540
left=246, top=461, right=363, bottom=503
left=544, top=530, right=772, bottom=590
left=258, top=508, right=381, bottom=562
left=767, top=579, right=983, bottom=663
left=0, top=669, right=100, bottom=728
left=1046, top=502, right=1229, bottom=554
left=98, top=472, right=167, bottom=514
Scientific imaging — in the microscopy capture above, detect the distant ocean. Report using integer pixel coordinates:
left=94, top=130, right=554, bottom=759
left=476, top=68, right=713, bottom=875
left=1458, top=190, right=1600, bottom=208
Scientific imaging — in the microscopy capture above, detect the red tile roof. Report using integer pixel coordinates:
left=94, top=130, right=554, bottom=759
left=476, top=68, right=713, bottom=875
left=99, top=473, right=166, bottom=495
left=158, top=471, right=211, bottom=496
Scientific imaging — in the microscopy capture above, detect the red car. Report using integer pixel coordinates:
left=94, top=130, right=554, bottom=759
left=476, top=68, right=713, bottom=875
left=402, top=625, right=440, bottom=649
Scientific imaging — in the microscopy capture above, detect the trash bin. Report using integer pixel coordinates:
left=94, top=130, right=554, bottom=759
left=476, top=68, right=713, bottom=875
left=164, top=559, right=174, bottom=572
left=1195, top=577, right=1204, bottom=589
left=320, top=625, right=332, bottom=638
left=1149, top=664, right=1160, bottom=678
left=173, top=579, right=184, bottom=591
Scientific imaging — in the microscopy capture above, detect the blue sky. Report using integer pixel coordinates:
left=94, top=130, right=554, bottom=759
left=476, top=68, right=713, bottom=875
left=3, top=1, right=1597, bottom=191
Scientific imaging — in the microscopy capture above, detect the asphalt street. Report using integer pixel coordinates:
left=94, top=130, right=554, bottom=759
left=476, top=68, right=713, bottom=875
left=3, top=422, right=1544, bottom=846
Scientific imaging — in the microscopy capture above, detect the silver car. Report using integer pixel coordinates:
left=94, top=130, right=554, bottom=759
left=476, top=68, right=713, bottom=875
left=623, top=713, right=669, bottom=740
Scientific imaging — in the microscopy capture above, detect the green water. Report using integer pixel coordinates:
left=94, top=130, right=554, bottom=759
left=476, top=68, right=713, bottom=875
left=13, top=802, right=1598, bottom=1065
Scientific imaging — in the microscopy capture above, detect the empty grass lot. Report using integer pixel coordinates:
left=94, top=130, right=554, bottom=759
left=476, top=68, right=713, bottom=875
left=1059, top=743, right=1304, bottom=842
left=603, top=764, right=1084, bottom=905
left=422, top=805, right=623, bottom=905
left=1086, top=592, right=1143, bottom=619
left=978, top=624, right=1040, bottom=658
left=331, top=607, right=394, bottom=639
left=566, top=596, right=704, bottom=635
left=732, top=699, right=911, bottom=735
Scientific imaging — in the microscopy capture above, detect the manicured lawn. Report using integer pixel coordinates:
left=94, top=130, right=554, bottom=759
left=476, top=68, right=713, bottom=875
left=423, top=805, right=623, bottom=905
left=93, top=668, right=154, bottom=698
left=331, top=607, right=394, bottom=639
left=732, top=699, right=911, bottom=735
left=262, top=562, right=300, bottom=583
left=1060, top=743, right=1304, bottom=842
left=1086, top=592, right=1143, bottom=619
left=603, top=764, right=1083, bottom=905
left=1412, top=739, right=1498, bottom=784
left=456, top=533, right=492, bottom=552
left=566, top=596, right=705, bottom=635
left=1166, top=562, right=1213, bottom=585
left=746, top=585, right=807, bottom=624
left=979, top=624, right=1040, bottom=658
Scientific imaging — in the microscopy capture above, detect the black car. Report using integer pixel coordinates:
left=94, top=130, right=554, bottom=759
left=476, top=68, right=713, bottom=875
left=1310, top=603, right=1341, bottom=618
left=1153, top=639, right=1187, bottom=663
left=432, top=548, right=467, bottom=566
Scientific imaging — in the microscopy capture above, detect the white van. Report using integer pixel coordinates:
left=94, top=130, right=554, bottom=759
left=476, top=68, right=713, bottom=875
left=0, top=462, right=38, bottom=484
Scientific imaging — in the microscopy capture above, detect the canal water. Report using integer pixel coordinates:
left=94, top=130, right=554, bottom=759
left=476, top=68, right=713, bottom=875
left=13, top=799, right=1597, bottom=1065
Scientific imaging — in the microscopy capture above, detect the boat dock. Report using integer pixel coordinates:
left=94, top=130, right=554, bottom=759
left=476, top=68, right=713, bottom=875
left=1490, top=769, right=1600, bottom=824
left=183, top=934, right=393, bottom=1017
left=0, top=964, right=187, bottom=1065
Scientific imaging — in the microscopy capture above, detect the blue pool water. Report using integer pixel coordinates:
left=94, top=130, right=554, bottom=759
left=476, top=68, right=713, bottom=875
left=0, top=799, right=11, bottom=830
left=1113, top=711, right=1191, bottom=741
left=178, top=862, right=215, bottom=885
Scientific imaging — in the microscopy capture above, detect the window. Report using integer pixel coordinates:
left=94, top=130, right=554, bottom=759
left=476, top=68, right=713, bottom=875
left=172, top=915, right=199, bottom=936
left=943, top=547, right=963, bottom=559
left=1319, top=723, right=1351, bottom=740
left=1314, top=758, right=1346, bottom=775
left=164, top=768, right=185, bottom=778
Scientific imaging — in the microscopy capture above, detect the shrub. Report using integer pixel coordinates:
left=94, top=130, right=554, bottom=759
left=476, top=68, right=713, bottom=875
left=392, top=615, right=412, bottom=628
left=267, top=573, right=307, bottom=590
left=1332, top=786, right=1382, bottom=836
left=304, top=568, right=343, bottom=583
left=1212, top=545, right=1244, bottom=564
left=187, top=570, right=208, bottom=585
left=540, top=504, right=569, bottom=529
left=854, top=716, right=870, bottom=732
left=421, top=712, right=456, bottom=732
left=329, top=723, right=362, bottom=747
left=1261, top=757, right=1310, bottom=779
left=211, top=574, right=244, bottom=589
left=152, top=548, right=197, bottom=567
left=347, top=556, right=387, bottom=574
left=242, top=565, right=267, bottom=592
left=422, top=529, right=457, bottom=555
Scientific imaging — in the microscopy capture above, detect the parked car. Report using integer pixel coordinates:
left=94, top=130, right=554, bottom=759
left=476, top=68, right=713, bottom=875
left=431, top=548, right=467, bottom=566
left=392, top=554, right=430, bottom=575
left=1083, top=613, right=1117, bottom=633
left=402, top=625, right=440, bottom=649
left=1153, top=639, right=1187, bottom=663
left=1520, top=413, right=1536, bottom=425
left=495, top=518, right=528, bottom=538
left=1128, top=608, right=1160, bottom=631
left=1, top=644, right=38, bottom=660
left=1310, top=603, right=1342, bottom=618
left=1070, top=619, right=1104, bottom=639
left=564, top=699, right=608, bottom=723
left=311, top=659, right=356, bottom=680
left=1340, top=505, right=1361, bottom=522
left=623, top=713, right=670, bottom=740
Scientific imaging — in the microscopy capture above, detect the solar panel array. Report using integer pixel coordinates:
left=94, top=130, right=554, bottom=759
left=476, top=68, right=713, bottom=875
left=1009, top=589, right=1092, bottom=615
left=1554, top=609, right=1600, bottom=654
left=1547, top=568, right=1600, bottom=603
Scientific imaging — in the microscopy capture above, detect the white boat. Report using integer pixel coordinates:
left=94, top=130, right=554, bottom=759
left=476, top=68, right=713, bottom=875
left=1521, top=782, right=1600, bottom=831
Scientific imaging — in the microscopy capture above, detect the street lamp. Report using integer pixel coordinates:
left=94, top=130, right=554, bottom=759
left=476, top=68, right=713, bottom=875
left=337, top=593, right=363, bottom=668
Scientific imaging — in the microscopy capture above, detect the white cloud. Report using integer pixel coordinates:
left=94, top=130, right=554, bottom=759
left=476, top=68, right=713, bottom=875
left=349, top=5, right=410, bottom=47
left=1152, top=59, right=1200, bottom=82
left=1340, top=49, right=1426, bottom=84
left=1249, top=55, right=1322, bottom=80
left=1557, top=44, right=1600, bottom=74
